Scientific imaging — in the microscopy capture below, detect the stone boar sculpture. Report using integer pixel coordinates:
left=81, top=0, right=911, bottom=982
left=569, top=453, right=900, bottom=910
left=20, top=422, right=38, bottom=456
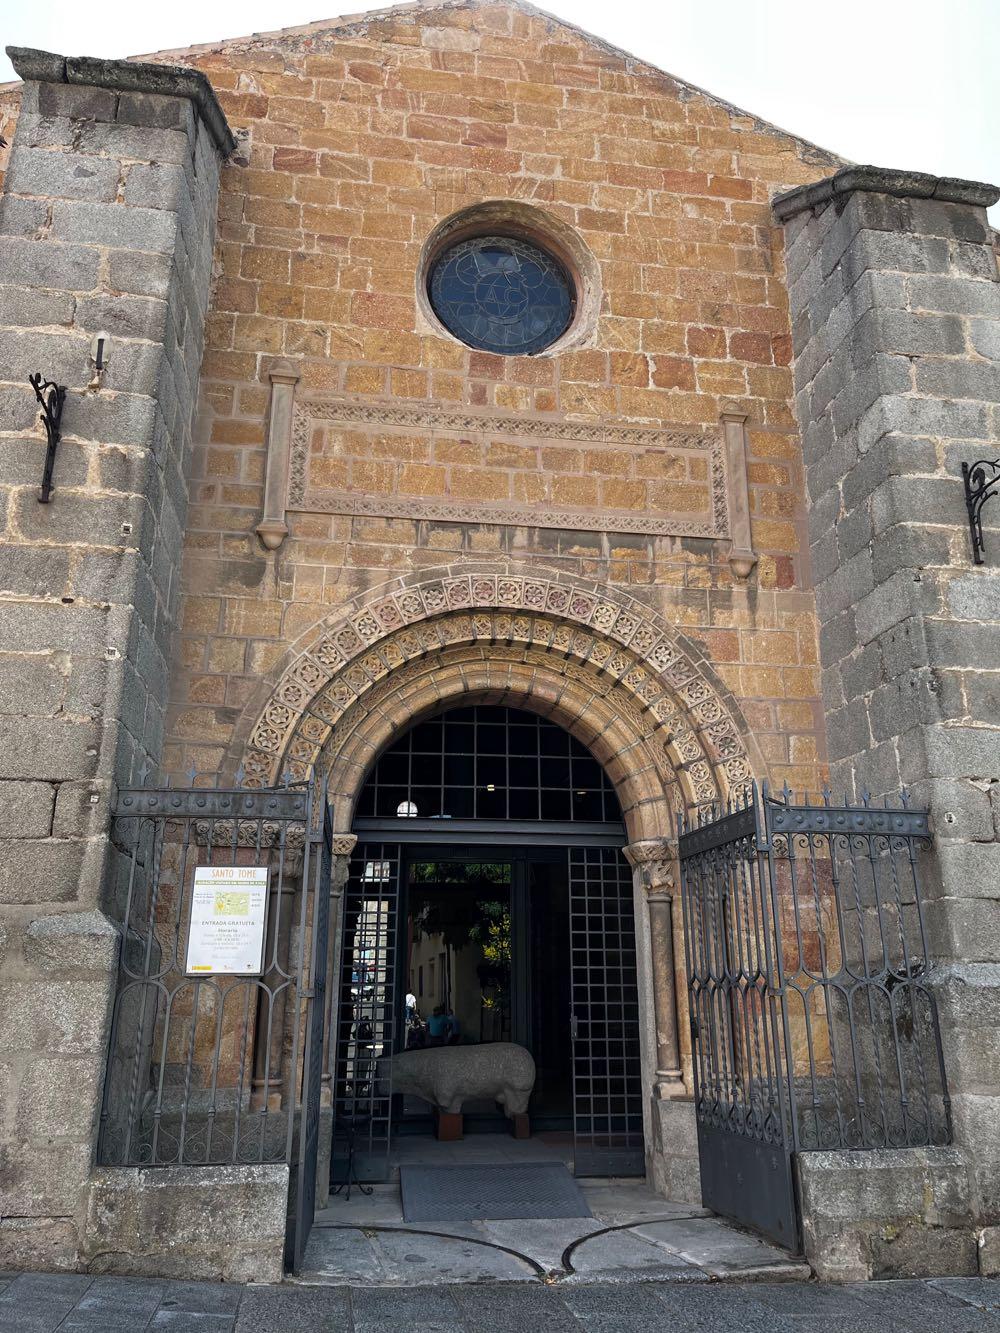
left=377, top=1041, right=536, bottom=1118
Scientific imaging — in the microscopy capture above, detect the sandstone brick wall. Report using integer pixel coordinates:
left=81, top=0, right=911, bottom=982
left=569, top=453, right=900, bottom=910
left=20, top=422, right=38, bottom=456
left=151, top=0, right=838, bottom=796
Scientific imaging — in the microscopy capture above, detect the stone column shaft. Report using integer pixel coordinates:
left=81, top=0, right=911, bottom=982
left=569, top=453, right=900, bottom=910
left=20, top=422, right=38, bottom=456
left=624, top=838, right=684, bottom=1097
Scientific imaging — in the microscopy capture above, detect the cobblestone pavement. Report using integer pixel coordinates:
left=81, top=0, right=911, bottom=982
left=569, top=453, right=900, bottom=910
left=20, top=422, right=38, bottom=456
left=1, top=1272, right=1000, bottom=1331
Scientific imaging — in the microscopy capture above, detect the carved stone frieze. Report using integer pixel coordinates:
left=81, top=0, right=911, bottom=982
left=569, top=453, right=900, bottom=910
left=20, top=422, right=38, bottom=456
left=287, top=397, right=730, bottom=539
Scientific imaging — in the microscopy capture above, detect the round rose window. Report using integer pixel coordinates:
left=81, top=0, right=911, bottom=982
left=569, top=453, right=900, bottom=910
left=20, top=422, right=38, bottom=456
left=428, top=235, right=574, bottom=355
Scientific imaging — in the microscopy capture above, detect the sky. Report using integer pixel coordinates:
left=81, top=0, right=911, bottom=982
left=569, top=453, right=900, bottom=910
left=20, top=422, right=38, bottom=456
left=1, top=0, right=996, bottom=221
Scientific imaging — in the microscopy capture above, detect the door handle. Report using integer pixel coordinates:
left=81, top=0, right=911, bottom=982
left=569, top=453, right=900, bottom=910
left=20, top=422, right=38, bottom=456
left=570, top=1013, right=578, bottom=1041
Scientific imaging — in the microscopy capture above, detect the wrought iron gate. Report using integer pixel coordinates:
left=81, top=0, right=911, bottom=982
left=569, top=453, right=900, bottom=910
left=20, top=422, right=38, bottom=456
left=97, top=775, right=333, bottom=1273
left=569, top=846, right=645, bottom=1176
left=331, top=842, right=400, bottom=1184
left=679, top=785, right=950, bottom=1249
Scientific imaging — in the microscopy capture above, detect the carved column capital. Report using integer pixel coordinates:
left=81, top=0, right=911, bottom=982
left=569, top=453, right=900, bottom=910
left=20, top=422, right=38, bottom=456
left=331, top=833, right=357, bottom=891
left=623, top=838, right=678, bottom=895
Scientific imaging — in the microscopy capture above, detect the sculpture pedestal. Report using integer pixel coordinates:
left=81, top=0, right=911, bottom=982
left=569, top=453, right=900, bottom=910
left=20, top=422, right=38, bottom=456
left=511, top=1113, right=530, bottom=1140
left=435, top=1110, right=463, bottom=1141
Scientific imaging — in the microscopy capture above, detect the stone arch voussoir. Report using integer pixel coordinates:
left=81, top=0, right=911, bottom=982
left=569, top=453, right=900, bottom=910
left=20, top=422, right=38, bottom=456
left=231, top=568, right=759, bottom=811
left=233, top=565, right=757, bottom=810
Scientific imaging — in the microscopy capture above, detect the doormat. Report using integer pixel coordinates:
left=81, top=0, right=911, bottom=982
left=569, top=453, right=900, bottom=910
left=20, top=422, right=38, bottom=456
left=400, top=1162, right=593, bottom=1223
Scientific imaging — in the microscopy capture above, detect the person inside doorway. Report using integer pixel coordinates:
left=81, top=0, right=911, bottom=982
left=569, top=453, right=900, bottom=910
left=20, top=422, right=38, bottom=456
left=427, top=1004, right=455, bottom=1045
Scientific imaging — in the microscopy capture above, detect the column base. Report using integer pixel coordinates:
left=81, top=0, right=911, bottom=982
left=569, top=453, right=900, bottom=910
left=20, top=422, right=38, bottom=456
left=653, top=1071, right=686, bottom=1099
left=647, top=1096, right=701, bottom=1204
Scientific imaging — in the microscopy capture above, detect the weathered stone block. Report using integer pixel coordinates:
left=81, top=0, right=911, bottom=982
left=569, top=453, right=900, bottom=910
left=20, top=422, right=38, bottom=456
left=0, top=235, right=100, bottom=293
left=0, top=652, right=70, bottom=717
left=0, top=1216, right=80, bottom=1273
left=0, top=978, right=111, bottom=1052
left=0, top=839, right=86, bottom=904
left=123, top=162, right=187, bottom=211
left=846, top=229, right=950, bottom=284
left=0, top=545, right=72, bottom=598
left=914, top=357, right=1000, bottom=402
left=0, top=284, right=75, bottom=327
left=12, top=490, right=147, bottom=548
left=869, top=1224, right=978, bottom=1280
left=5, top=147, right=120, bottom=203
left=74, top=293, right=169, bottom=342
left=107, top=248, right=174, bottom=300
left=82, top=1165, right=289, bottom=1283
left=0, top=1135, right=95, bottom=1221
left=947, top=572, right=1000, bottom=623
left=797, top=1147, right=975, bottom=1281
left=23, top=908, right=119, bottom=973
left=0, top=780, right=55, bottom=838
left=116, top=89, right=196, bottom=135
left=978, top=1225, right=1000, bottom=1275
left=908, top=274, right=1000, bottom=317
left=0, top=716, right=101, bottom=783
left=0, top=196, right=50, bottom=236
left=15, top=1054, right=107, bottom=1139
left=50, top=200, right=178, bottom=253
left=36, top=81, right=118, bottom=122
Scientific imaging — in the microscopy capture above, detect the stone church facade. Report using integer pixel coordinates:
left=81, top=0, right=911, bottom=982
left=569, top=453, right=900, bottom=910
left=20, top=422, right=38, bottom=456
left=0, top=0, right=998, bottom=1286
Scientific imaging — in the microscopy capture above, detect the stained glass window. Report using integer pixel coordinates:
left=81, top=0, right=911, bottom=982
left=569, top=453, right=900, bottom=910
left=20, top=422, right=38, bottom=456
left=428, top=235, right=574, bottom=355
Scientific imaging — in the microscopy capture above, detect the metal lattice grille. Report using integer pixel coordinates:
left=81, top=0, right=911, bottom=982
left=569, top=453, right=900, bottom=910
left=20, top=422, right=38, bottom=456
left=97, top=780, right=330, bottom=1174
left=569, top=846, right=644, bottom=1177
left=332, top=843, right=400, bottom=1182
left=679, top=785, right=951, bottom=1248
left=355, top=705, right=621, bottom=824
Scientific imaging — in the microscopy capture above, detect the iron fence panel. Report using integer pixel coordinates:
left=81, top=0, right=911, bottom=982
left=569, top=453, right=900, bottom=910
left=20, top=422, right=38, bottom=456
left=679, top=785, right=949, bottom=1251
left=98, top=779, right=332, bottom=1187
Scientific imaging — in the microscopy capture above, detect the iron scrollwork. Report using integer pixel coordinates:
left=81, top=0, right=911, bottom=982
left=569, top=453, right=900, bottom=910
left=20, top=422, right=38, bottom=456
left=29, top=372, right=67, bottom=504
left=962, top=457, right=1000, bottom=565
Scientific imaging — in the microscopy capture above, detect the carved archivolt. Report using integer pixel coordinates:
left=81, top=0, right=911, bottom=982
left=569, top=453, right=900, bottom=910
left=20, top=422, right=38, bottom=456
left=236, top=570, right=755, bottom=817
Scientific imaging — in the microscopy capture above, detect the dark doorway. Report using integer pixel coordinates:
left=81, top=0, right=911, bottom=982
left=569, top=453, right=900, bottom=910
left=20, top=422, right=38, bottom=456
left=395, top=851, right=574, bottom=1135
left=332, top=705, right=644, bottom=1183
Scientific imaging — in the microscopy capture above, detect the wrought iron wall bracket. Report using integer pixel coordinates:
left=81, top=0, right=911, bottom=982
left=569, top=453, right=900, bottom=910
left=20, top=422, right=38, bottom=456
left=962, top=458, right=1000, bottom=565
left=29, top=372, right=67, bottom=503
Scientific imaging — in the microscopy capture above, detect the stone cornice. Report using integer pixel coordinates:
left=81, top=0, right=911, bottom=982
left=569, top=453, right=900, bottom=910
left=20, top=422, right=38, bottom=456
left=6, top=46, right=236, bottom=157
left=772, top=164, right=1000, bottom=223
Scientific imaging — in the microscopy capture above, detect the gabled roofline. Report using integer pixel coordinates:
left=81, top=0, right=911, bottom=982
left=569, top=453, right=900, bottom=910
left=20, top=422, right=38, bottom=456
left=0, top=0, right=845, bottom=166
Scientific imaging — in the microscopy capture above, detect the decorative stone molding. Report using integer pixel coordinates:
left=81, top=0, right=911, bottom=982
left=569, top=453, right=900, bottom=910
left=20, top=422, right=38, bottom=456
left=316, top=645, right=685, bottom=838
left=721, top=410, right=757, bottom=581
left=256, top=360, right=300, bottom=552
left=231, top=569, right=759, bottom=820
left=623, top=838, right=679, bottom=894
left=287, top=398, right=729, bottom=539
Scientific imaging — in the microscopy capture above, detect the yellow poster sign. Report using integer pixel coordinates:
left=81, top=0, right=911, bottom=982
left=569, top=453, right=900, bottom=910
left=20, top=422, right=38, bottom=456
left=185, top=866, right=269, bottom=975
